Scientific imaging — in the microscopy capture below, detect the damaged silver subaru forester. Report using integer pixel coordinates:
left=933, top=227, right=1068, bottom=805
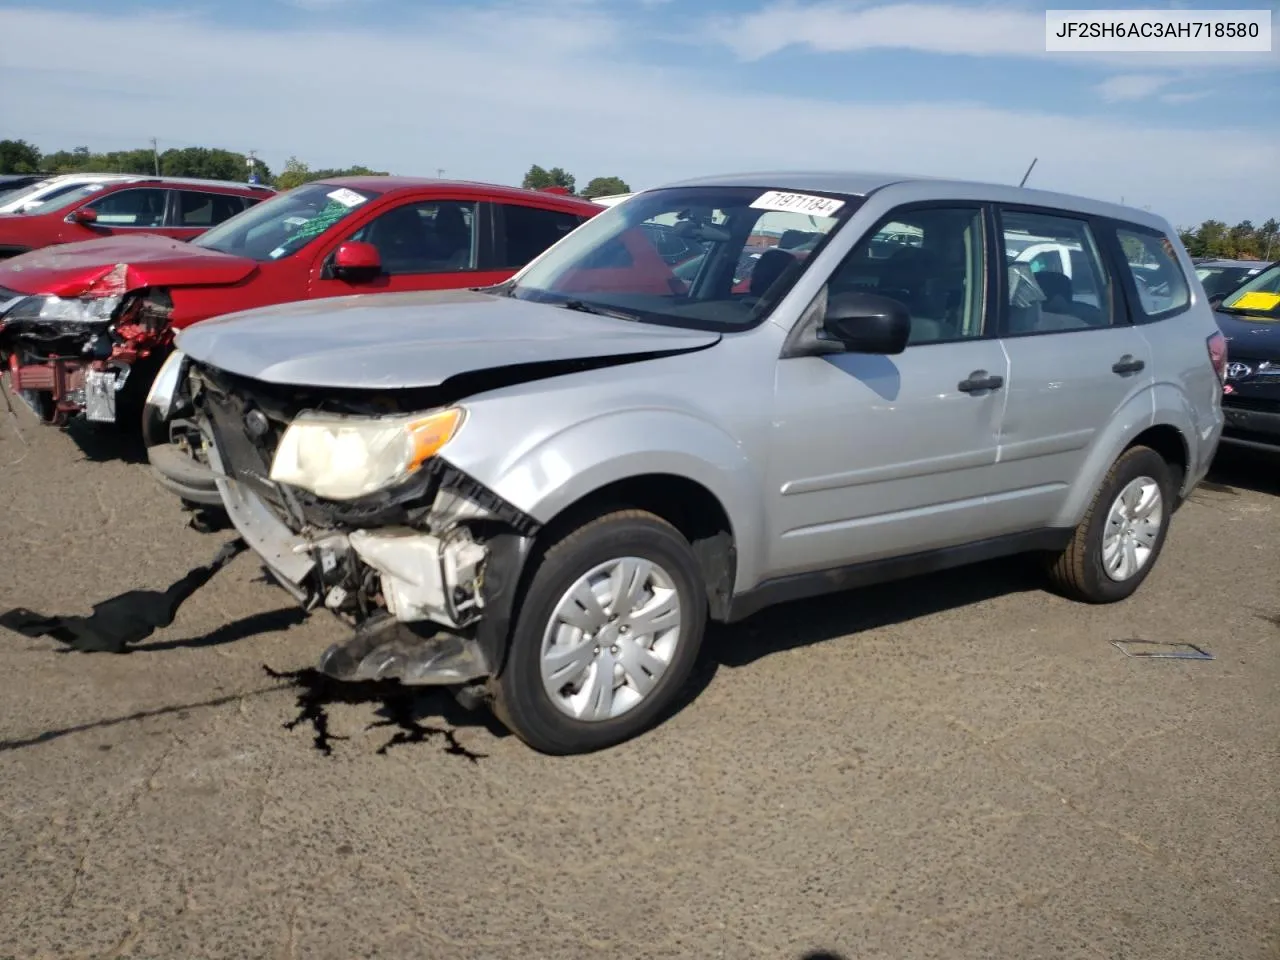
left=144, top=172, right=1226, bottom=754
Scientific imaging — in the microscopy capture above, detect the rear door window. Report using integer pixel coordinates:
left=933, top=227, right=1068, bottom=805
left=499, top=204, right=587, bottom=268
left=997, top=210, right=1117, bottom=334
left=177, top=191, right=250, bottom=227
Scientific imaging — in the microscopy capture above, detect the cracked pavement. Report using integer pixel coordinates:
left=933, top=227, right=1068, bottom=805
left=1, top=406, right=1277, bottom=960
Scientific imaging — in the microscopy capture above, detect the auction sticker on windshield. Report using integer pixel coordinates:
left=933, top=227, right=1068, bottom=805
left=326, top=188, right=368, bottom=208
left=1231, top=291, right=1280, bottom=312
left=751, top=191, right=844, bottom=218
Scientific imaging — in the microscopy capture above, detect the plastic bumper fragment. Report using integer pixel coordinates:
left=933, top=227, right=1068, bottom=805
left=317, top=619, right=490, bottom=685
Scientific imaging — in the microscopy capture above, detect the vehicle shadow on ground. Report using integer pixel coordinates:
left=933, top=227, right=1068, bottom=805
left=1201, top=445, right=1280, bottom=498
left=703, top=555, right=1043, bottom=671
left=65, top=418, right=148, bottom=465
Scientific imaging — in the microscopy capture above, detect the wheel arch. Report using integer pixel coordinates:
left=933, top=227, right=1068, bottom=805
left=1051, top=388, right=1194, bottom=528
left=530, top=472, right=739, bottom=622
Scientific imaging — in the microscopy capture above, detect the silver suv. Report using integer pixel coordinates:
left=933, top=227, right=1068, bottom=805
left=146, top=172, right=1227, bottom=754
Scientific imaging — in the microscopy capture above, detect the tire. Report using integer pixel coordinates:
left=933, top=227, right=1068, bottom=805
left=1045, top=445, right=1174, bottom=603
left=490, top=509, right=707, bottom=755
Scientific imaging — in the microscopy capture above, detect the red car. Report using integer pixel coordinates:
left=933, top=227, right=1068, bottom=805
left=0, top=176, right=274, bottom=258
left=0, top=177, right=602, bottom=437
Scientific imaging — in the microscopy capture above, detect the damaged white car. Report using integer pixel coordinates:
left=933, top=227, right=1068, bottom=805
left=145, top=172, right=1224, bottom=754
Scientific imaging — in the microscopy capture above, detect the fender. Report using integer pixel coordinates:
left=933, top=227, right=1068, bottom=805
left=1151, top=378, right=1220, bottom=493
left=449, top=406, right=770, bottom=594
left=1049, top=384, right=1195, bottom=528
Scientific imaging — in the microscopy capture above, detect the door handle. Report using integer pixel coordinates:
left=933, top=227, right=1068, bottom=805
left=1112, top=355, right=1146, bottom=375
left=957, top=370, right=1005, bottom=394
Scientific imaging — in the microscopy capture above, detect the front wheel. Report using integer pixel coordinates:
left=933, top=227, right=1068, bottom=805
left=490, top=510, right=707, bottom=755
left=1045, top=445, right=1174, bottom=603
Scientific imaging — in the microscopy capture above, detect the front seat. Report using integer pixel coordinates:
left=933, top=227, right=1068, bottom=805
left=368, top=206, right=432, bottom=271
left=429, top=204, right=473, bottom=269
left=749, top=248, right=796, bottom=298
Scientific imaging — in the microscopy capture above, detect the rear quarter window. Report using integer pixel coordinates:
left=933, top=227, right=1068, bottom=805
left=1114, top=225, right=1191, bottom=320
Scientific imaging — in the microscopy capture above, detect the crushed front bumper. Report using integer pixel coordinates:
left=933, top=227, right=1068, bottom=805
left=206, top=436, right=534, bottom=686
left=5, top=351, right=131, bottom=424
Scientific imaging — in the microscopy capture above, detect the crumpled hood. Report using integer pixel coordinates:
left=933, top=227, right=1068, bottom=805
left=1215, top=309, right=1280, bottom=356
left=0, top=236, right=258, bottom=298
left=176, top=289, right=722, bottom=389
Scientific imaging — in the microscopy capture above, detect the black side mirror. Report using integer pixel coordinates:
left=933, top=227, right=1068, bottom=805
left=819, top=291, right=912, bottom=355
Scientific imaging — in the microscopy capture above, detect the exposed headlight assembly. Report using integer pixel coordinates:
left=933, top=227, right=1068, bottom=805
left=269, top=407, right=465, bottom=501
left=144, top=348, right=190, bottom=418
left=4, top=293, right=122, bottom=325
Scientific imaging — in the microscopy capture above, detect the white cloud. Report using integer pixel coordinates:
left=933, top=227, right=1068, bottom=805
left=711, top=1, right=1280, bottom=69
left=1160, top=90, right=1211, bottom=104
left=717, top=1, right=1042, bottom=59
left=0, top=5, right=1276, bottom=226
left=1094, top=73, right=1172, bottom=102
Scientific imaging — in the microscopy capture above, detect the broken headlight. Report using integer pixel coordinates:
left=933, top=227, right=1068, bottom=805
left=269, top=407, right=465, bottom=500
left=144, top=348, right=190, bottom=419
left=4, top=293, right=122, bottom=325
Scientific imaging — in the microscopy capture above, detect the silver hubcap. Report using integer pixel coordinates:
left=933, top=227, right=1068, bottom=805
left=1102, top=476, right=1163, bottom=582
left=540, top=557, right=683, bottom=722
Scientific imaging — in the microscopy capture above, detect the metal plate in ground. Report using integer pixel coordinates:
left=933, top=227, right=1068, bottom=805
left=1112, top=640, right=1215, bottom=660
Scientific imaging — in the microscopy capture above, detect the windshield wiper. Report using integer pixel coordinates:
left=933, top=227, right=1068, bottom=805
left=476, top=279, right=517, bottom=297
left=560, top=299, right=641, bottom=322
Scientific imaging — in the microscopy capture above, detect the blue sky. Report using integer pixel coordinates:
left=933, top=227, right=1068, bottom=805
left=1, top=0, right=1276, bottom=226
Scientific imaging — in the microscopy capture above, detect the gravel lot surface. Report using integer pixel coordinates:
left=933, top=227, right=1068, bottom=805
left=1, top=407, right=1277, bottom=960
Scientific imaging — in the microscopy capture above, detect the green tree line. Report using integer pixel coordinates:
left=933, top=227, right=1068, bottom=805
left=0, top=139, right=388, bottom=190
left=0, top=142, right=634, bottom=201
left=521, top=165, right=630, bottom=199
left=1178, top=219, right=1279, bottom=262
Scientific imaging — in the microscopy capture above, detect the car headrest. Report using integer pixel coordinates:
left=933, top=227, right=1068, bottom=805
left=750, top=248, right=797, bottom=297
left=1035, top=269, right=1072, bottom=302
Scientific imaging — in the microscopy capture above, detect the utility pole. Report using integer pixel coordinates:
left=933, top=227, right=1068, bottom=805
left=150, top=138, right=160, bottom=176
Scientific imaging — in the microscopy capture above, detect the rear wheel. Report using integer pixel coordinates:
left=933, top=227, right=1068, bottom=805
left=1045, top=445, right=1173, bottom=603
left=490, top=510, right=707, bottom=755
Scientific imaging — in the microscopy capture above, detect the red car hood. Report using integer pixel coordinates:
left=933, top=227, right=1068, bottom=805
left=0, top=236, right=258, bottom=298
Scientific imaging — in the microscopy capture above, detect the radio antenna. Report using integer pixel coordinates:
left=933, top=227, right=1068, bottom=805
left=1019, top=158, right=1038, bottom=188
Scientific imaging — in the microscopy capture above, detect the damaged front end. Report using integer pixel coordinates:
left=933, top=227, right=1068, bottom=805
left=193, top=363, right=540, bottom=688
left=0, top=267, right=173, bottom=425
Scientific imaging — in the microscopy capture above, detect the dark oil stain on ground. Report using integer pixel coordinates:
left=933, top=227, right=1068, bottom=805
left=262, top=665, right=487, bottom=763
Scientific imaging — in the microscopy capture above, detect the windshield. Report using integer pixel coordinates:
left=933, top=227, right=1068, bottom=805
left=26, top=181, right=122, bottom=214
left=504, top=185, right=857, bottom=331
left=1, top=180, right=104, bottom=213
left=191, top=182, right=381, bottom=261
left=1196, top=264, right=1263, bottom=300
left=0, top=180, right=52, bottom=210
left=1220, top=262, right=1280, bottom=318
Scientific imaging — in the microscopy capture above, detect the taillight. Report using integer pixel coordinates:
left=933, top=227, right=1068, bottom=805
left=1207, top=331, right=1227, bottom=382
